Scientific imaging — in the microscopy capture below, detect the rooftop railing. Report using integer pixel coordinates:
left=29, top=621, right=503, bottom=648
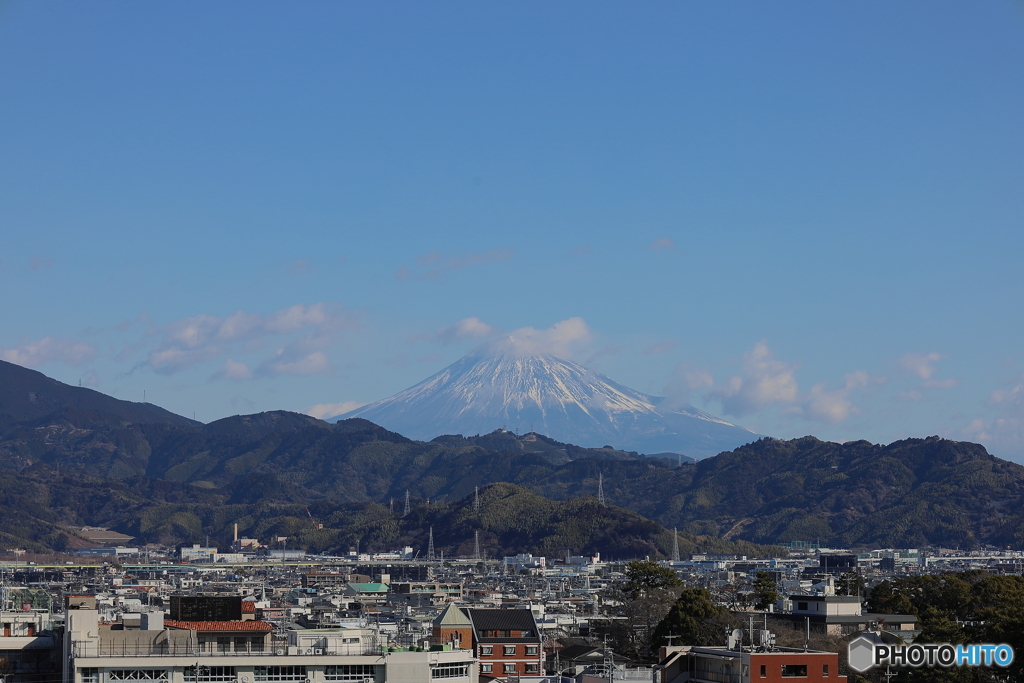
left=71, top=642, right=383, bottom=658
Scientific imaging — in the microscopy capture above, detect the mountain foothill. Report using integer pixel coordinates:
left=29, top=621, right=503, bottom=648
left=1, top=359, right=1022, bottom=558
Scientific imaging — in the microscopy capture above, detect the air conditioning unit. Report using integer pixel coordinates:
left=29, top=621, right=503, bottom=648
left=304, top=647, right=315, bottom=655
left=276, top=649, right=286, bottom=656
left=314, top=649, right=324, bottom=655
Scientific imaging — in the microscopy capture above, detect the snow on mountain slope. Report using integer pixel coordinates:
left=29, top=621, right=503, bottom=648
left=333, top=352, right=758, bottom=459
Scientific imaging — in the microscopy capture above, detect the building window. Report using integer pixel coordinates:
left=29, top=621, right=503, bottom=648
left=525, top=646, right=538, bottom=655
left=760, top=665, right=766, bottom=678
left=503, top=664, right=517, bottom=674
left=81, top=669, right=99, bottom=683
left=822, top=664, right=829, bottom=677
left=503, top=646, right=516, bottom=656
left=781, top=664, right=808, bottom=677
left=525, top=664, right=538, bottom=674
left=797, top=602, right=808, bottom=611
left=254, top=667, right=307, bottom=682
left=108, top=671, right=169, bottom=682
left=185, top=667, right=237, bottom=683
left=325, top=665, right=379, bottom=681
left=430, top=664, right=469, bottom=679
left=480, top=646, right=493, bottom=656
left=480, top=664, right=492, bottom=674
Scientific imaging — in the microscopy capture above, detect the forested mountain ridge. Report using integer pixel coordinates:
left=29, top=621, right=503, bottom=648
left=2, top=364, right=1022, bottom=553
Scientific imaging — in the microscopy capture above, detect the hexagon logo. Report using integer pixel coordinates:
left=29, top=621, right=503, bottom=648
left=848, top=636, right=876, bottom=672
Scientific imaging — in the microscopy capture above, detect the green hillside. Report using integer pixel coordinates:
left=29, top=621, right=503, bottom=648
left=3, top=365, right=1023, bottom=553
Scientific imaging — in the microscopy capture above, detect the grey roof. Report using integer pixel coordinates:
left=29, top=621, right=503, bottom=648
left=466, top=608, right=538, bottom=633
left=433, top=603, right=472, bottom=627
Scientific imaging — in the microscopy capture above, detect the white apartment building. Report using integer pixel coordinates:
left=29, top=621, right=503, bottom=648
left=64, top=608, right=476, bottom=683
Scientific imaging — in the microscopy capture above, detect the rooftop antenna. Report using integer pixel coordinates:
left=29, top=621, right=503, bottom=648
left=403, top=490, right=410, bottom=517
left=672, top=528, right=680, bottom=562
left=427, top=526, right=435, bottom=561
left=473, top=531, right=480, bottom=560
left=597, top=472, right=606, bottom=506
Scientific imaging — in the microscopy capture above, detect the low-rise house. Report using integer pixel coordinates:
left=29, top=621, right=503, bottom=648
left=432, top=606, right=542, bottom=680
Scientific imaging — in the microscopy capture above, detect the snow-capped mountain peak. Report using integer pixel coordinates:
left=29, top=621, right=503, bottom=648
left=334, top=351, right=757, bottom=459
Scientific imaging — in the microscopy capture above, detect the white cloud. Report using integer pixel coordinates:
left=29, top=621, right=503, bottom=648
left=647, top=237, right=677, bottom=252
left=644, top=340, right=677, bottom=355
left=261, top=350, right=331, bottom=376
left=963, top=374, right=1024, bottom=460
left=435, top=317, right=497, bottom=344
left=212, top=359, right=253, bottom=381
left=897, top=351, right=957, bottom=395
left=661, top=364, right=715, bottom=411
left=146, top=302, right=355, bottom=376
left=0, top=337, right=97, bottom=367
left=990, top=381, right=1024, bottom=406
left=304, top=400, right=366, bottom=420
left=29, top=255, right=53, bottom=271
left=706, top=343, right=881, bottom=424
left=712, top=341, right=799, bottom=417
left=803, top=371, right=881, bottom=424
left=923, top=378, right=959, bottom=390
left=485, top=317, right=592, bottom=358
left=396, top=248, right=515, bottom=281
left=899, top=352, right=946, bottom=380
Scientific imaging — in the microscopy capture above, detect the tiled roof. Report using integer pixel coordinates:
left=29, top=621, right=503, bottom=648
left=164, top=620, right=274, bottom=632
left=242, top=602, right=257, bottom=613
left=465, top=608, right=538, bottom=632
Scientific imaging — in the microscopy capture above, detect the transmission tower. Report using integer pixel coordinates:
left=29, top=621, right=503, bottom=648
left=672, top=527, right=680, bottom=562
left=474, top=486, right=480, bottom=511
left=427, top=526, right=435, bottom=561
left=403, top=489, right=410, bottom=517
left=597, top=472, right=606, bottom=506
left=473, top=530, right=481, bottom=560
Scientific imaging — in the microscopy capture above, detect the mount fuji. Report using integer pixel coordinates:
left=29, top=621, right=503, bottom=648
left=332, top=352, right=758, bottom=459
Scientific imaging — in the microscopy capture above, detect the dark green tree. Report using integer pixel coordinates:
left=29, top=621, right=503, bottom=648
left=753, top=571, right=779, bottom=610
left=624, top=560, right=682, bottom=599
left=652, top=588, right=730, bottom=648
left=835, top=571, right=863, bottom=596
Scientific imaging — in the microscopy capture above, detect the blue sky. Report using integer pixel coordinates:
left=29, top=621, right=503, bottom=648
left=2, top=2, right=1023, bottom=460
